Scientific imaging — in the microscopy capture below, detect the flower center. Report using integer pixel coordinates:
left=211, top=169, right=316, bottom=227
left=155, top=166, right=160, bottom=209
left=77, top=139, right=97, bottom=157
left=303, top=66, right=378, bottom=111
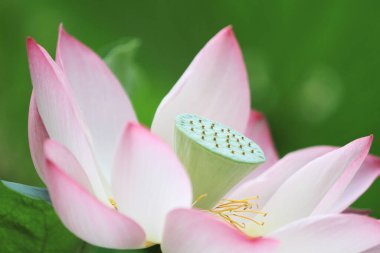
left=209, top=197, right=267, bottom=230
left=175, top=114, right=266, bottom=209
left=194, top=194, right=267, bottom=231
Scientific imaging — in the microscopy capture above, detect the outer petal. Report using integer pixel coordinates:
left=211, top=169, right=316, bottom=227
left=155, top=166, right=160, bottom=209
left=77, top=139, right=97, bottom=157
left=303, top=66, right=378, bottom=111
left=329, top=154, right=380, bottom=213
left=161, top=208, right=278, bottom=253
left=251, top=136, right=372, bottom=235
left=28, top=92, right=49, bottom=181
left=44, top=139, right=93, bottom=193
left=312, top=136, right=374, bottom=214
left=271, top=214, right=380, bottom=253
left=27, top=38, right=107, bottom=201
left=151, top=26, right=251, bottom=146
left=112, top=123, right=192, bottom=243
left=56, top=25, right=137, bottom=182
left=228, top=146, right=335, bottom=205
left=44, top=156, right=146, bottom=249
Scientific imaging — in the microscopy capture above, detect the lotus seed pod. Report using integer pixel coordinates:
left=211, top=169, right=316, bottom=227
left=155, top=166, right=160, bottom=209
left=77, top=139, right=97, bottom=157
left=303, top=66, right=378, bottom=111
left=175, top=114, right=265, bottom=209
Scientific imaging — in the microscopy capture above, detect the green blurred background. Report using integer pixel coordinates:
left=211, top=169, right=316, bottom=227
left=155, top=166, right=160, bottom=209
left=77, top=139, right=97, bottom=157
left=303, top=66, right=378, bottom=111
left=0, top=0, right=379, bottom=217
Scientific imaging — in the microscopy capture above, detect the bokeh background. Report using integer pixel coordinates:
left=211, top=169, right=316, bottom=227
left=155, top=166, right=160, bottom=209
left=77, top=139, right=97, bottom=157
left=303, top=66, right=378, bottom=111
left=0, top=0, right=379, bottom=217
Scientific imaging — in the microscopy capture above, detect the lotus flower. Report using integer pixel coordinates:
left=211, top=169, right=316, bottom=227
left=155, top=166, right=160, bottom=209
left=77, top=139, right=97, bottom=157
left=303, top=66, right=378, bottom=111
left=27, top=25, right=277, bottom=249
left=27, top=24, right=380, bottom=252
left=162, top=136, right=380, bottom=253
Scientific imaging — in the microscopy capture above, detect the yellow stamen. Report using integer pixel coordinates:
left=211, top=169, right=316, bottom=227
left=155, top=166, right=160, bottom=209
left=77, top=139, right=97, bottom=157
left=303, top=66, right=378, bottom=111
left=208, top=197, right=267, bottom=231
left=144, top=241, right=156, bottom=247
left=108, top=197, right=118, bottom=210
left=192, top=193, right=208, bottom=206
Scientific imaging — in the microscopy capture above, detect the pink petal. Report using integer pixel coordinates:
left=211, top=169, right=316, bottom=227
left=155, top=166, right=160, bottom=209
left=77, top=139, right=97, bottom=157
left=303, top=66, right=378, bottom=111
left=245, top=110, right=278, bottom=167
left=161, top=208, right=278, bottom=253
left=44, top=157, right=146, bottom=249
left=312, top=136, right=374, bottom=214
left=112, top=123, right=192, bottom=243
left=228, top=146, right=335, bottom=205
left=44, top=139, right=93, bottom=193
left=56, top=25, right=137, bottom=182
left=151, top=26, right=251, bottom=146
left=28, top=92, right=49, bottom=182
left=329, top=154, right=380, bottom=213
left=253, top=136, right=372, bottom=235
left=27, top=38, right=107, bottom=201
left=362, top=245, right=380, bottom=253
left=229, top=141, right=380, bottom=215
left=271, top=214, right=380, bottom=253
left=230, top=110, right=279, bottom=189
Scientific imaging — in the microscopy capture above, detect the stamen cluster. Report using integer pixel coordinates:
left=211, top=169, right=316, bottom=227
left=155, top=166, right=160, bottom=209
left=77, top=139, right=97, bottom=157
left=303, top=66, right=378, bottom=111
left=209, top=197, right=267, bottom=230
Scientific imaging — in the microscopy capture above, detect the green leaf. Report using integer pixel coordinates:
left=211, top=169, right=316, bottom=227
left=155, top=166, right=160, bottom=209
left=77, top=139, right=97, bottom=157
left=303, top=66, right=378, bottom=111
left=0, top=181, right=84, bottom=253
left=1, top=180, right=51, bottom=203
left=103, top=38, right=157, bottom=126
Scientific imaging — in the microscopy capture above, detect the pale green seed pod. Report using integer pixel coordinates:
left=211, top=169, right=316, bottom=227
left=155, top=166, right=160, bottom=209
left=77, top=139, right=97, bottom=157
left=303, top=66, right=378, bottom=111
left=175, top=114, right=265, bottom=209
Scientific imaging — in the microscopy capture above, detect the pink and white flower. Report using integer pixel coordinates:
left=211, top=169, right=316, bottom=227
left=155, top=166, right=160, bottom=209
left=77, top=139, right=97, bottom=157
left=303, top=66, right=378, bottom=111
left=27, top=24, right=380, bottom=252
